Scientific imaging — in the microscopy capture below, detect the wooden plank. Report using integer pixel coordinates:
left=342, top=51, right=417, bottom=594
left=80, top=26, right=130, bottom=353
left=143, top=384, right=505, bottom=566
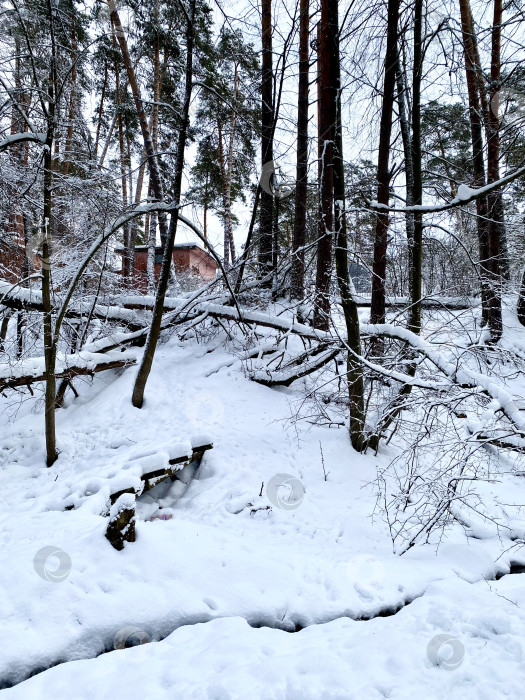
left=108, top=442, right=213, bottom=505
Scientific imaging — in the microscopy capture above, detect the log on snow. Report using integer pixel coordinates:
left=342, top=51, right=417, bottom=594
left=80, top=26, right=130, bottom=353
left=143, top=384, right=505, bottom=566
left=0, top=350, right=136, bottom=393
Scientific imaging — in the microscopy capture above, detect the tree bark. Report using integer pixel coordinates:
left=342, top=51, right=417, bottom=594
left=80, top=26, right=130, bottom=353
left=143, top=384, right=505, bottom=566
left=258, top=0, right=274, bottom=283
left=111, top=26, right=131, bottom=278
left=94, top=61, right=108, bottom=161
left=395, top=46, right=414, bottom=248
left=332, top=2, right=366, bottom=451
left=369, top=0, right=400, bottom=329
left=62, top=26, right=77, bottom=177
left=131, top=0, right=196, bottom=408
left=43, top=0, right=58, bottom=466
left=458, top=0, right=501, bottom=339
left=313, top=0, right=337, bottom=331
left=107, top=1, right=169, bottom=249
left=409, top=0, right=423, bottom=334
left=486, top=0, right=506, bottom=322
left=290, top=0, right=309, bottom=300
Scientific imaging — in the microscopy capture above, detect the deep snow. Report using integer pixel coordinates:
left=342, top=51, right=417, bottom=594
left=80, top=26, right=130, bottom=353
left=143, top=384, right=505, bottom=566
left=1, top=320, right=525, bottom=698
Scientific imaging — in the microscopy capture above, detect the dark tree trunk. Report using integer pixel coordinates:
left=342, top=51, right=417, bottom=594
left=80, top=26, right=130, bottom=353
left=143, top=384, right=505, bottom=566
left=259, top=0, right=274, bottom=283
left=43, top=1, right=58, bottom=466
left=111, top=32, right=131, bottom=277
left=486, top=0, right=506, bottom=317
left=369, top=0, right=400, bottom=329
left=94, top=61, right=108, bottom=161
left=290, top=0, right=309, bottom=300
left=313, top=0, right=337, bottom=331
left=395, top=48, right=414, bottom=249
left=409, top=0, right=423, bottom=334
left=459, top=0, right=501, bottom=340
left=518, top=269, right=525, bottom=326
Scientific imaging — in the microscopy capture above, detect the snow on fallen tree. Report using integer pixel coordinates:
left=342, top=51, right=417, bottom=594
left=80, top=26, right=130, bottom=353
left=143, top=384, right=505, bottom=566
left=5, top=279, right=525, bottom=449
left=361, top=323, right=525, bottom=436
left=178, top=304, right=525, bottom=444
left=0, top=349, right=137, bottom=393
left=0, top=279, right=144, bottom=329
left=249, top=346, right=341, bottom=387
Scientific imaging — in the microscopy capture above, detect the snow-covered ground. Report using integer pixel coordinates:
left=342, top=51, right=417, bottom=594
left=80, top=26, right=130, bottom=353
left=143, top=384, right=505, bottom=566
left=1, top=320, right=525, bottom=698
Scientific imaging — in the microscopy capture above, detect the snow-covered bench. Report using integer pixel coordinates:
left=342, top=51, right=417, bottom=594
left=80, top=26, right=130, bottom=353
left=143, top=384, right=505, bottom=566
left=61, top=438, right=213, bottom=550
left=107, top=440, right=213, bottom=506
left=104, top=438, right=213, bottom=550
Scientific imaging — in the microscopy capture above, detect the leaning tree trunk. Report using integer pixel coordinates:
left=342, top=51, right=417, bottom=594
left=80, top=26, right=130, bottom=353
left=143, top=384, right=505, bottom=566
left=225, top=67, right=238, bottom=265
left=131, top=0, right=196, bottom=409
left=332, top=0, right=366, bottom=451
left=290, top=0, right=309, bottom=301
left=218, top=121, right=230, bottom=267
left=107, top=0, right=169, bottom=249
left=369, top=0, right=400, bottom=330
left=258, top=0, right=274, bottom=284
left=111, top=30, right=131, bottom=277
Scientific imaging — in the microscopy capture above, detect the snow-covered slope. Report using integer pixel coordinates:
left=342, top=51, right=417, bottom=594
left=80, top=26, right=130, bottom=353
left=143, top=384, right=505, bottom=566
left=1, top=332, right=525, bottom=698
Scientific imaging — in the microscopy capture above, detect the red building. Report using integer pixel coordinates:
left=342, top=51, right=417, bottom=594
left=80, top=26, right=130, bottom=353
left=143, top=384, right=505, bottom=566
left=0, top=217, right=41, bottom=283
left=116, top=243, right=218, bottom=293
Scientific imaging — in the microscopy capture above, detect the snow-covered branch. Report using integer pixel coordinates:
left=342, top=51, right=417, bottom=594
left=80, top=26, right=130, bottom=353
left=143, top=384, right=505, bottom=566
left=0, top=132, right=46, bottom=151
left=368, top=163, right=525, bottom=213
left=0, top=349, right=137, bottom=393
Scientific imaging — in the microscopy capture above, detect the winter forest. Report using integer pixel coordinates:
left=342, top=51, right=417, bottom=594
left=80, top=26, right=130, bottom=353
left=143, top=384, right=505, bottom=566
left=1, top=0, right=525, bottom=696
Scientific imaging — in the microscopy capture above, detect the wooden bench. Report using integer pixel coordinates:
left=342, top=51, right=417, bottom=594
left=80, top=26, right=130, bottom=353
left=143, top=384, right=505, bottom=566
left=105, top=441, right=213, bottom=550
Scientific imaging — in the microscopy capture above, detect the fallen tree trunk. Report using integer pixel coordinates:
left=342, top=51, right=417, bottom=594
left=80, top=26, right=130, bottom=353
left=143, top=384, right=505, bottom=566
left=0, top=350, right=136, bottom=393
left=0, top=281, right=144, bottom=329
left=4, top=288, right=524, bottom=448
left=249, top=346, right=340, bottom=387
left=352, top=296, right=478, bottom=310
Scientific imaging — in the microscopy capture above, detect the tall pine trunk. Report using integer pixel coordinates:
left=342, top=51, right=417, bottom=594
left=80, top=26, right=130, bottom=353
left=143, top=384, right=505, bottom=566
left=369, top=0, right=400, bottom=330
left=313, top=0, right=337, bottom=331
left=259, top=0, right=274, bottom=283
left=107, top=0, right=169, bottom=249
left=459, top=0, right=501, bottom=340
left=395, top=47, right=414, bottom=251
left=43, top=0, right=58, bottom=466
left=486, top=0, right=505, bottom=331
left=290, top=0, right=309, bottom=300
left=409, top=0, right=423, bottom=334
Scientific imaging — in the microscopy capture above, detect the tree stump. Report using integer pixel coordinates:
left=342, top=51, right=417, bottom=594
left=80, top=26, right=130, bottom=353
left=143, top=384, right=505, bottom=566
left=105, top=493, right=136, bottom=550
